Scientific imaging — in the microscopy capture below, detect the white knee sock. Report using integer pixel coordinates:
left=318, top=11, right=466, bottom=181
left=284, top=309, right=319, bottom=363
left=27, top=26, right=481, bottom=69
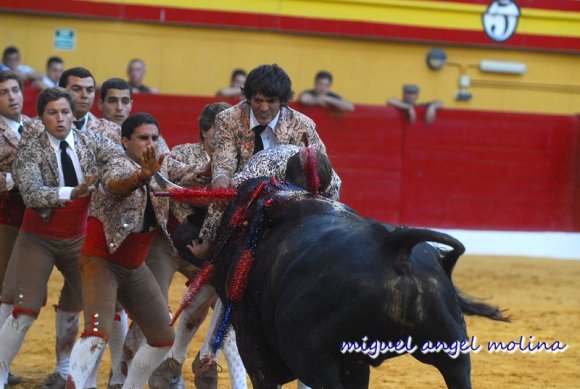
left=55, top=310, right=80, bottom=377
left=108, top=310, right=129, bottom=385
left=0, top=314, right=35, bottom=389
left=0, top=304, right=13, bottom=329
left=123, top=344, right=170, bottom=389
left=68, top=336, right=106, bottom=389
left=222, top=329, right=247, bottom=389
left=171, top=286, right=212, bottom=364
left=120, top=322, right=145, bottom=376
left=199, top=299, right=224, bottom=363
left=83, top=340, right=107, bottom=389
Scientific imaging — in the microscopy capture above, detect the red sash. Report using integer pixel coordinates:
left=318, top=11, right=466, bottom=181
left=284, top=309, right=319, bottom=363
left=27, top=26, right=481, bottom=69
left=0, top=191, right=25, bottom=227
left=81, top=217, right=158, bottom=269
left=21, top=196, right=90, bottom=239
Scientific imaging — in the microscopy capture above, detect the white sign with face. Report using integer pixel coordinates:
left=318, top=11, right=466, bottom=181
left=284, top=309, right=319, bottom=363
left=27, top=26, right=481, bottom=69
left=482, top=0, right=521, bottom=42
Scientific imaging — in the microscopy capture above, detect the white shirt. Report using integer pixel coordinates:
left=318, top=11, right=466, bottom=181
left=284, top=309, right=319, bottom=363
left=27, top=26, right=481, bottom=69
left=75, top=113, right=90, bottom=132
left=46, top=130, right=85, bottom=200
left=41, top=75, right=58, bottom=88
left=2, top=115, right=23, bottom=190
left=4, top=116, right=22, bottom=141
left=250, top=110, right=280, bottom=150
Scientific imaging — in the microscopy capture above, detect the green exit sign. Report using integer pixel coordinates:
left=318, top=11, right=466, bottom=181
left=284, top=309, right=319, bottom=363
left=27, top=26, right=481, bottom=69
left=54, top=28, right=76, bottom=51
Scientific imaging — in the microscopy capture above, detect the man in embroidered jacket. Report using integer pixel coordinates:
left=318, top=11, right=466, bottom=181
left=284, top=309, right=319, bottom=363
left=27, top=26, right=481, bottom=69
left=0, top=71, right=42, bottom=387
left=67, top=112, right=191, bottom=389
left=0, top=87, right=123, bottom=389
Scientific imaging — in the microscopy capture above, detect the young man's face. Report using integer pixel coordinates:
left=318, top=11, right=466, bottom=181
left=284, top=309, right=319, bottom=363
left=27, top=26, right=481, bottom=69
left=127, top=61, right=145, bottom=85
left=231, top=74, right=246, bottom=88
left=0, top=79, right=23, bottom=121
left=2, top=53, right=20, bottom=70
left=99, top=88, right=132, bottom=125
left=41, top=98, right=74, bottom=140
left=65, top=76, right=96, bottom=118
left=122, top=123, right=159, bottom=163
left=250, top=93, right=281, bottom=126
left=315, top=77, right=331, bottom=95
left=403, top=91, right=419, bottom=105
left=47, top=62, right=64, bottom=83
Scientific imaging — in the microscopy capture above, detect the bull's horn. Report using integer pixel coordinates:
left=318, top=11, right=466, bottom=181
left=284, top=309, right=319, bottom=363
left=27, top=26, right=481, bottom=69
left=154, top=172, right=183, bottom=190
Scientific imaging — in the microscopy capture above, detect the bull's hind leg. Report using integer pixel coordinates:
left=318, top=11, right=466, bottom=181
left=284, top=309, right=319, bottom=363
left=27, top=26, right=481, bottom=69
left=339, top=361, right=370, bottom=389
left=412, top=345, right=472, bottom=389
left=296, top=360, right=369, bottom=389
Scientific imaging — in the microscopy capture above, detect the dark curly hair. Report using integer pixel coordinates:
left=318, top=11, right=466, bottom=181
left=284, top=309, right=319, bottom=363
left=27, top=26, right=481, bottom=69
left=243, top=64, right=294, bottom=104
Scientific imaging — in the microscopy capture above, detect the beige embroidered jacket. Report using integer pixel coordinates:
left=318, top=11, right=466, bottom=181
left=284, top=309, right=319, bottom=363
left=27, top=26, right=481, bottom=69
left=14, top=129, right=124, bottom=221
left=93, top=153, right=190, bottom=253
left=86, top=112, right=123, bottom=143
left=0, top=115, right=34, bottom=192
left=211, top=100, right=326, bottom=182
left=233, top=144, right=341, bottom=200
left=170, top=142, right=209, bottom=223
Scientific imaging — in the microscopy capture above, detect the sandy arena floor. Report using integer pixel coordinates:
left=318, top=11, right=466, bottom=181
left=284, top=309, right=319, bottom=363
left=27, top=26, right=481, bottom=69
left=9, top=255, right=580, bottom=388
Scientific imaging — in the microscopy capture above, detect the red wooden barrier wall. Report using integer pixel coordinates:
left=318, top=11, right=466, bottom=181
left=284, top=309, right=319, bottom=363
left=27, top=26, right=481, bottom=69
left=22, top=89, right=580, bottom=232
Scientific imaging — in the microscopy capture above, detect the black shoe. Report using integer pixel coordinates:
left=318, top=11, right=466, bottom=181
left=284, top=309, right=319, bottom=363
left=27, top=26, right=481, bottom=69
left=7, top=371, right=22, bottom=386
left=40, top=373, right=66, bottom=389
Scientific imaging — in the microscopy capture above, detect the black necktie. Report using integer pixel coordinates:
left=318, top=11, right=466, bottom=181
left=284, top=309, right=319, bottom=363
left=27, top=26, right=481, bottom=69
left=59, top=141, right=79, bottom=187
left=252, top=125, right=267, bottom=154
left=17, top=124, right=23, bottom=135
left=73, top=118, right=86, bottom=130
left=143, top=185, right=157, bottom=232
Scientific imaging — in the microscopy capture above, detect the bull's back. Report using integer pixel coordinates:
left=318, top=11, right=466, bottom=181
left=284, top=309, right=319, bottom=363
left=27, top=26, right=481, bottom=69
left=254, top=211, right=463, bottom=366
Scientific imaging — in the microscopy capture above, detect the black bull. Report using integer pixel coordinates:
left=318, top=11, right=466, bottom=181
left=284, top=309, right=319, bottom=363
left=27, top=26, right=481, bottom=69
left=174, top=178, right=508, bottom=389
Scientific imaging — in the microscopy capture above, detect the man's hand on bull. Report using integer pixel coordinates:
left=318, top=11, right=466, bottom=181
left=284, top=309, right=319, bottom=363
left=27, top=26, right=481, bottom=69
left=71, top=175, right=97, bottom=199
left=186, top=238, right=212, bottom=261
left=180, top=162, right=211, bottom=187
left=195, top=162, right=211, bottom=180
left=212, top=175, right=230, bottom=189
left=139, top=145, right=165, bottom=182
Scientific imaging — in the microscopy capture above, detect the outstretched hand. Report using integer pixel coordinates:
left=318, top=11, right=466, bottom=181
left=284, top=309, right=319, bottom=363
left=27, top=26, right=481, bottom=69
left=71, top=175, right=97, bottom=199
left=140, top=145, right=165, bottom=180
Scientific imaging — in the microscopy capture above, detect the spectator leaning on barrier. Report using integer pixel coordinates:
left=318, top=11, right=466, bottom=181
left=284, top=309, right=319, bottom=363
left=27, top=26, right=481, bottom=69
left=387, top=83, right=443, bottom=124
left=298, top=70, right=354, bottom=112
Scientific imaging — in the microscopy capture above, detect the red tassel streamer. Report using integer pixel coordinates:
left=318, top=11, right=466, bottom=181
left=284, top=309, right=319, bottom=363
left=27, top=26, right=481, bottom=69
left=229, top=181, right=265, bottom=227
left=155, top=187, right=237, bottom=204
left=228, top=249, right=253, bottom=301
left=170, top=262, right=215, bottom=326
left=303, top=146, right=320, bottom=194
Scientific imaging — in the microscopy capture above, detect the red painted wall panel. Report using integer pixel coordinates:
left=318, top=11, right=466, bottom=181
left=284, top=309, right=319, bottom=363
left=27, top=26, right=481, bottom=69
left=21, top=88, right=579, bottom=232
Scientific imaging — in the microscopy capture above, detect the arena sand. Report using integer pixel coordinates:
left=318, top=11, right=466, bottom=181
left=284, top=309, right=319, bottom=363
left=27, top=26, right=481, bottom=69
left=9, top=255, right=579, bottom=388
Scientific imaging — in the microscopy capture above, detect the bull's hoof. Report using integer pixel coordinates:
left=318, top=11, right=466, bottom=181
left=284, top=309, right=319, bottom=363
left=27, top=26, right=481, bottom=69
left=192, top=352, right=218, bottom=389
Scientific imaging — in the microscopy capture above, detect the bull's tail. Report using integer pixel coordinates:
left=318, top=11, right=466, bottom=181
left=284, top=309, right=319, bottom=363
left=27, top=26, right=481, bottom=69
left=385, top=226, right=509, bottom=322
left=384, top=226, right=465, bottom=278
left=456, top=290, right=510, bottom=322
